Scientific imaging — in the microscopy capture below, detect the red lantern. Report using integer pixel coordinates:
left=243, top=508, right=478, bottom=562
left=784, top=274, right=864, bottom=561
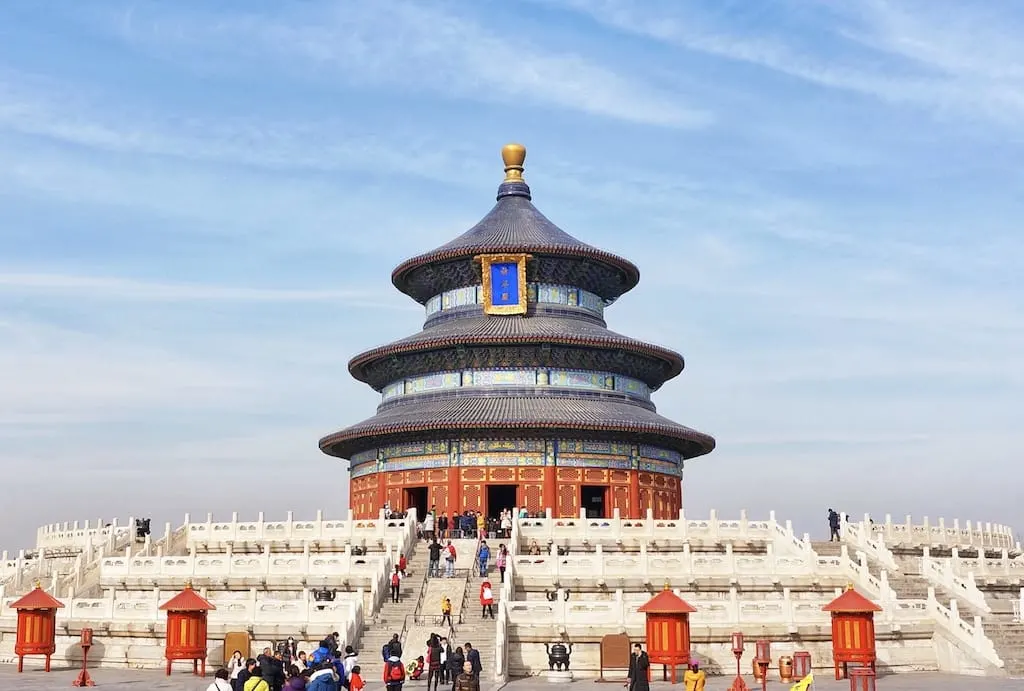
left=9, top=583, right=64, bottom=673
left=731, top=632, right=745, bottom=655
left=849, top=666, right=877, bottom=691
left=822, top=585, right=881, bottom=680
left=754, top=639, right=771, bottom=663
left=793, top=651, right=812, bottom=678
left=158, top=582, right=216, bottom=676
left=636, top=586, right=696, bottom=684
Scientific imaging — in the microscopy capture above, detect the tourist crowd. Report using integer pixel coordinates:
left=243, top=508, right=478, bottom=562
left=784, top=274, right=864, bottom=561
left=207, top=629, right=486, bottom=691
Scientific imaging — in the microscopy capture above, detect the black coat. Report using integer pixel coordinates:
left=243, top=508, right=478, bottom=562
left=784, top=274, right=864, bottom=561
left=628, top=652, right=650, bottom=691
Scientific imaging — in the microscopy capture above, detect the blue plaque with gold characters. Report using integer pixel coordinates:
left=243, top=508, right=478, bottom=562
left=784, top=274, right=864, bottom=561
left=476, top=253, right=530, bottom=315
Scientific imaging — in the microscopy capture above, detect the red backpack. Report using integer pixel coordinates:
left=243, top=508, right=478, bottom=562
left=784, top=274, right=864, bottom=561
left=391, top=572, right=400, bottom=587
left=387, top=660, right=406, bottom=682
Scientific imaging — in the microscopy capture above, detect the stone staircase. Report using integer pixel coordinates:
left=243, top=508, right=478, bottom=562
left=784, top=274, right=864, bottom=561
left=985, top=616, right=1024, bottom=676
left=358, top=544, right=429, bottom=681
left=451, top=567, right=501, bottom=681
left=811, top=541, right=842, bottom=557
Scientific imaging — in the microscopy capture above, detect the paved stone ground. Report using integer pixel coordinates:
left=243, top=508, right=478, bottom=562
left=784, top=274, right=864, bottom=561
left=3, top=667, right=1023, bottom=690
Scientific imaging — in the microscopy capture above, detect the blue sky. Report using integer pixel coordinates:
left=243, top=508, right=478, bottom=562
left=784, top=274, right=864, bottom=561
left=1, top=1, right=1022, bottom=550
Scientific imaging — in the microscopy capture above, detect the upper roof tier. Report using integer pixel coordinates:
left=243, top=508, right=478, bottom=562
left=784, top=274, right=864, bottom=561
left=391, top=144, right=640, bottom=303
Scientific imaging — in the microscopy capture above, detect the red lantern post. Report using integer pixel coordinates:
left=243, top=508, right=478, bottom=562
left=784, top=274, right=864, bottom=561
left=728, top=632, right=748, bottom=691
left=754, top=640, right=771, bottom=691
left=158, top=581, right=216, bottom=676
left=9, top=582, right=64, bottom=673
left=822, top=585, right=882, bottom=680
left=636, top=585, right=696, bottom=684
left=72, top=628, right=95, bottom=687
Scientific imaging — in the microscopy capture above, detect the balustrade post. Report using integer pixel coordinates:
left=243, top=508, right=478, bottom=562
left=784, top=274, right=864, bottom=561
left=595, top=544, right=604, bottom=577
left=739, top=508, right=748, bottom=537
left=938, top=517, right=946, bottom=545
left=728, top=586, right=739, bottom=625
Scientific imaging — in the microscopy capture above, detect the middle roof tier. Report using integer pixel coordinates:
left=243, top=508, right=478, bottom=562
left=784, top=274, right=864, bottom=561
left=348, top=314, right=685, bottom=391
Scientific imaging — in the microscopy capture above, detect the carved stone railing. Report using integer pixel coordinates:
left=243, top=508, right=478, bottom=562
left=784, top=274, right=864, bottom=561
left=0, top=589, right=363, bottom=635
left=925, top=587, right=1003, bottom=670
left=947, top=548, right=1024, bottom=581
left=517, top=509, right=813, bottom=557
left=184, top=509, right=414, bottom=550
left=843, top=520, right=899, bottom=572
left=862, top=514, right=1017, bottom=550
left=99, top=548, right=386, bottom=581
left=921, top=557, right=991, bottom=614
left=494, top=508, right=521, bottom=682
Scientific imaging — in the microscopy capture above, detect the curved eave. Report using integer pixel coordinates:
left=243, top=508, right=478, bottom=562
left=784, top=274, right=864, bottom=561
left=392, top=245, right=640, bottom=303
left=319, top=398, right=715, bottom=460
left=347, top=332, right=684, bottom=388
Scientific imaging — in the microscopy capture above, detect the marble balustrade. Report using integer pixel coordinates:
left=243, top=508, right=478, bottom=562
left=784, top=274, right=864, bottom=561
left=512, top=544, right=841, bottom=580
left=99, top=550, right=386, bottom=581
left=517, top=508, right=813, bottom=556
left=859, top=513, right=1018, bottom=550
left=35, top=519, right=133, bottom=551
left=946, top=548, right=1024, bottom=580
left=504, top=587, right=929, bottom=629
left=0, top=589, right=363, bottom=631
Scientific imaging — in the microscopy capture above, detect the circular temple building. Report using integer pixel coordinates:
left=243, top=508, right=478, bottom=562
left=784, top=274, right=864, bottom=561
left=320, top=144, right=715, bottom=520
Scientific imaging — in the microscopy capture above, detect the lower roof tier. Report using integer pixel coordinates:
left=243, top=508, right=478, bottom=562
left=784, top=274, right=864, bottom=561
left=349, top=314, right=684, bottom=390
left=319, top=396, right=715, bottom=460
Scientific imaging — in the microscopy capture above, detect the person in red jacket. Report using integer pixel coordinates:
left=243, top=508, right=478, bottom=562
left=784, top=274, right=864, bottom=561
left=479, top=580, right=494, bottom=619
left=398, top=554, right=408, bottom=576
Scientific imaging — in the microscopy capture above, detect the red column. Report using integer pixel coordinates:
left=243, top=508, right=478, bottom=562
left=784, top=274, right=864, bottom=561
left=447, top=468, right=462, bottom=513
left=542, top=466, right=557, bottom=515
left=628, top=471, right=640, bottom=520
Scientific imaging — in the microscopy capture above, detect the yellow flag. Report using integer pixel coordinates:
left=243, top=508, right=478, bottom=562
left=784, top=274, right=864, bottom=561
left=790, top=672, right=813, bottom=691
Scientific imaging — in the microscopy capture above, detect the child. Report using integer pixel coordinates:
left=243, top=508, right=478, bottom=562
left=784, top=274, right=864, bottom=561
left=409, top=656, right=425, bottom=681
left=441, top=597, right=453, bottom=627
left=349, top=665, right=365, bottom=691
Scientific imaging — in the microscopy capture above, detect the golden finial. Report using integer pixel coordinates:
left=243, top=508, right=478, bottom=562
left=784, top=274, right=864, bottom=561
left=846, top=582, right=854, bottom=591
left=502, top=143, right=526, bottom=182
left=185, top=579, right=193, bottom=590
left=663, top=581, right=671, bottom=591
left=34, top=579, right=42, bottom=589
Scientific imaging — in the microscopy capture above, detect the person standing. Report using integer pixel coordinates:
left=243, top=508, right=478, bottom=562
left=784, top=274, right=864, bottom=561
left=682, top=659, right=706, bottom=691
left=828, top=508, right=841, bottom=542
left=463, top=642, right=481, bottom=678
left=384, top=652, right=406, bottom=691
left=444, top=541, right=457, bottom=578
left=479, top=582, right=494, bottom=619
left=426, top=636, right=443, bottom=691
left=478, top=541, right=490, bottom=577
left=390, top=565, right=402, bottom=603
left=454, top=661, right=479, bottom=691
left=428, top=539, right=442, bottom=579
left=495, top=545, right=508, bottom=583
left=441, top=597, right=453, bottom=627
left=447, top=646, right=465, bottom=691
left=626, top=643, right=649, bottom=691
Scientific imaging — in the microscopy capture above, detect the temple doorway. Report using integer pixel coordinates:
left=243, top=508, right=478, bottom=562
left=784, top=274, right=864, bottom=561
left=403, top=486, right=428, bottom=519
left=486, top=484, right=518, bottom=517
left=581, top=485, right=607, bottom=518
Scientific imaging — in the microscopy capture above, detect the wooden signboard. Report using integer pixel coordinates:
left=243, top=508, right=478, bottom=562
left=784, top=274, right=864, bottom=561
left=223, top=632, right=251, bottom=665
left=598, top=633, right=631, bottom=682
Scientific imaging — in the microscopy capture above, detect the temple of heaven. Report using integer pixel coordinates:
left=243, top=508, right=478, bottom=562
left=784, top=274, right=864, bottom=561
left=320, top=144, right=715, bottom=520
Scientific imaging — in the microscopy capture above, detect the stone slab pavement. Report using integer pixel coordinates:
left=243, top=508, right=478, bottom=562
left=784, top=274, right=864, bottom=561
left=2, top=667, right=1022, bottom=690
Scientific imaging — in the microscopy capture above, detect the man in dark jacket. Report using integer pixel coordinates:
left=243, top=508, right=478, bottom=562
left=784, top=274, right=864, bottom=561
left=383, top=633, right=402, bottom=661
left=627, top=643, right=650, bottom=691
left=463, top=642, right=481, bottom=677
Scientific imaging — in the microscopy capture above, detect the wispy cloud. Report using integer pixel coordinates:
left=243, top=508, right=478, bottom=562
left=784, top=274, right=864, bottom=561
left=0, top=272, right=415, bottom=307
left=102, top=1, right=709, bottom=128
left=547, top=0, right=1024, bottom=125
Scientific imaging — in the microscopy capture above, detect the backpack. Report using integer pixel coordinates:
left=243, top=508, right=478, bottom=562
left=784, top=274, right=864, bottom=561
left=382, top=644, right=391, bottom=661
left=387, top=661, right=406, bottom=682
left=391, top=572, right=400, bottom=587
